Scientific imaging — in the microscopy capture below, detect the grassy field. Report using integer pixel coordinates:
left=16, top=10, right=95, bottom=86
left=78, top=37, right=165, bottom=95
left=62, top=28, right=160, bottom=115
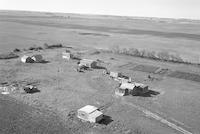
left=1, top=10, right=200, bottom=134
left=0, top=10, right=200, bottom=63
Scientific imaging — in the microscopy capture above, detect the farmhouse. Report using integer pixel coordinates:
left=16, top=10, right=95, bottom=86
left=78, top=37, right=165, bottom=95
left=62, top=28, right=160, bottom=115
left=79, top=59, right=97, bottom=68
left=77, top=105, right=103, bottom=123
left=115, top=82, right=149, bottom=96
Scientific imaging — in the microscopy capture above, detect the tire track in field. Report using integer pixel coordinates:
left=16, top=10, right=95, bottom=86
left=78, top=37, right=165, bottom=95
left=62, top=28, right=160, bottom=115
left=121, top=98, right=193, bottom=134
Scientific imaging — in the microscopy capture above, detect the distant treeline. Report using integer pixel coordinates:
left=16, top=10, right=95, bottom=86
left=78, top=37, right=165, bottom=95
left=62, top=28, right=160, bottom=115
left=101, top=45, right=200, bottom=66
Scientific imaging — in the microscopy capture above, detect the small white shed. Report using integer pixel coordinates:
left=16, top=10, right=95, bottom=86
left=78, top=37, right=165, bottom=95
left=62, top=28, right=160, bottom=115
left=21, top=55, right=29, bottom=63
left=110, top=72, right=121, bottom=78
left=119, top=77, right=132, bottom=84
left=21, top=55, right=34, bottom=63
left=62, top=52, right=71, bottom=60
left=77, top=105, right=103, bottom=123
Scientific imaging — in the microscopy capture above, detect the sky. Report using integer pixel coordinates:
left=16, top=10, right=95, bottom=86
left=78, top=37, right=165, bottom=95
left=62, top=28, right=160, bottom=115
left=0, top=0, right=200, bottom=19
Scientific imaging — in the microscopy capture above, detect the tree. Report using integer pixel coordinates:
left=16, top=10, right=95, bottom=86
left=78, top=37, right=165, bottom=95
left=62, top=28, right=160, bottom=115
left=157, top=51, right=170, bottom=61
left=128, top=48, right=140, bottom=56
left=170, top=53, right=183, bottom=62
left=147, top=51, right=157, bottom=59
left=109, top=45, right=120, bottom=53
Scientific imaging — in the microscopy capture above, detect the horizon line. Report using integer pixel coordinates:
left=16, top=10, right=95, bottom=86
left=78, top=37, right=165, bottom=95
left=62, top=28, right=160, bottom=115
left=1, top=9, right=200, bottom=21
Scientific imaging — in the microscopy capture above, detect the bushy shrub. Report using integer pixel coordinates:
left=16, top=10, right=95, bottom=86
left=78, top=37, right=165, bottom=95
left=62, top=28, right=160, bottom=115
left=119, top=48, right=128, bottom=54
left=128, top=48, right=140, bottom=56
left=107, top=46, right=189, bottom=64
left=109, top=45, right=120, bottom=53
left=28, top=46, right=43, bottom=51
left=43, top=43, right=63, bottom=49
left=146, top=51, right=157, bottom=59
left=13, top=48, right=21, bottom=53
left=170, top=53, right=184, bottom=62
left=157, top=51, right=170, bottom=61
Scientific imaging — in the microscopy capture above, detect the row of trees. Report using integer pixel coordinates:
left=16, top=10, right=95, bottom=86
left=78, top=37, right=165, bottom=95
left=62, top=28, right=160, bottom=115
left=108, top=45, right=184, bottom=63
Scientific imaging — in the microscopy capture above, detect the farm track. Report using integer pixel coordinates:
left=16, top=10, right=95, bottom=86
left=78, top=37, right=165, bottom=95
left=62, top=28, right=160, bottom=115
left=121, top=98, right=193, bottom=134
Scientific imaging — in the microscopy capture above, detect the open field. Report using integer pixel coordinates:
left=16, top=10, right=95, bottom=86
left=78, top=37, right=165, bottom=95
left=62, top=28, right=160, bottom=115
left=0, top=47, right=200, bottom=133
left=0, top=10, right=200, bottom=63
left=1, top=10, right=200, bottom=134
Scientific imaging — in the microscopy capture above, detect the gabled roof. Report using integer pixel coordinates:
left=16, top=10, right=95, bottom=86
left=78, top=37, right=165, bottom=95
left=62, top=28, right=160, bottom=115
left=120, top=82, right=135, bottom=90
left=78, top=105, right=98, bottom=114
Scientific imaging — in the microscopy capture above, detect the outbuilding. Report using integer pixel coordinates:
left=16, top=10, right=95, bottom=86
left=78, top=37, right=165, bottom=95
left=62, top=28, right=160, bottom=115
left=77, top=105, right=103, bottom=123
left=115, top=82, right=149, bottom=96
left=118, top=77, right=132, bottom=83
left=62, top=52, right=71, bottom=60
left=79, top=59, right=97, bottom=68
left=21, top=55, right=34, bottom=63
left=21, top=55, right=29, bottom=63
left=110, top=72, right=122, bottom=79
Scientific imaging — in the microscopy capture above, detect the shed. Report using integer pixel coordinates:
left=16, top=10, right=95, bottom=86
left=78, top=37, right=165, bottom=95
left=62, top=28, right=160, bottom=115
left=115, top=88, right=129, bottom=96
left=110, top=72, right=121, bottom=78
left=62, top=52, right=71, bottom=60
left=21, top=55, right=34, bottom=63
left=119, top=77, right=132, bottom=84
left=77, top=105, right=103, bottom=123
left=79, top=59, right=97, bottom=68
